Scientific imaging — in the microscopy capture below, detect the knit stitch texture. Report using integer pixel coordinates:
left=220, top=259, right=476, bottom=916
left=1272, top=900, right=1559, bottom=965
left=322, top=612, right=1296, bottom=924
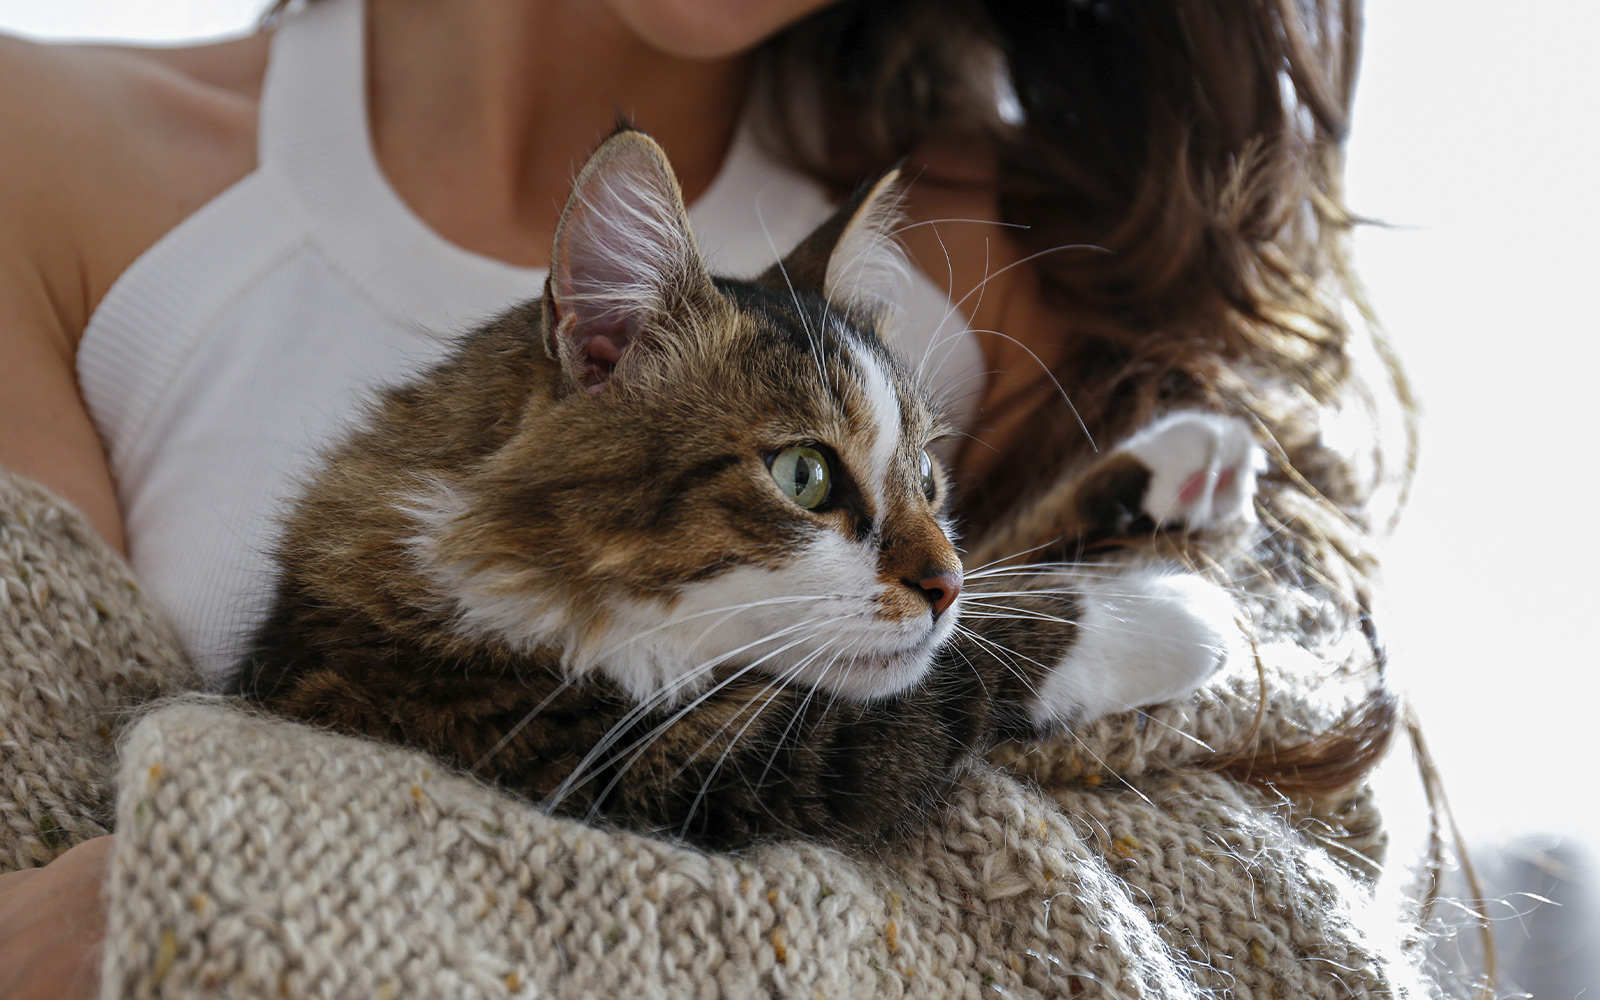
left=0, top=466, right=1428, bottom=998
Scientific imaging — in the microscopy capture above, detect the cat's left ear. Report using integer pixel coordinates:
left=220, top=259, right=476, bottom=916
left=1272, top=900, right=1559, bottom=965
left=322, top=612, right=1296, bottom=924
left=761, top=169, right=907, bottom=318
left=545, top=129, right=715, bottom=394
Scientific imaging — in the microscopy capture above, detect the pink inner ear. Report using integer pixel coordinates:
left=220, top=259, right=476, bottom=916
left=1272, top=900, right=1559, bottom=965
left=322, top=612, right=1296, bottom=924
left=565, top=312, right=642, bottom=394
left=550, top=140, right=693, bottom=394
left=552, top=213, right=650, bottom=393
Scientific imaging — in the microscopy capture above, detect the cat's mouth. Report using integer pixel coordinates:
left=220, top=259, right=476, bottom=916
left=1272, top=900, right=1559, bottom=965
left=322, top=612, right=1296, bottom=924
left=774, top=611, right=957, bottom=702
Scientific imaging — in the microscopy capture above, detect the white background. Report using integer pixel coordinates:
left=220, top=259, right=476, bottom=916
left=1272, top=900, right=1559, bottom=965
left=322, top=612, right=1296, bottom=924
left=2, top=2, right=1595, bottom=845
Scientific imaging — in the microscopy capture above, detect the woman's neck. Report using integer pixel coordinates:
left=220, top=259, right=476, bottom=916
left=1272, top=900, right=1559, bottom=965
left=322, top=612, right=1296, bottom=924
left=366, top=0, right=750, bottom=268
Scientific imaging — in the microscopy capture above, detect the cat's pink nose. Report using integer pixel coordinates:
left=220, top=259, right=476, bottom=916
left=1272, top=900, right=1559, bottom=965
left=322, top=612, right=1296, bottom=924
left=909, top=571, right=963, bottom=619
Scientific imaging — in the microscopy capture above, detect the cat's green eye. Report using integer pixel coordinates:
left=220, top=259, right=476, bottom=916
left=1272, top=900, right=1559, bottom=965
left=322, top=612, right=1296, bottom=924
left=919, top=450, right=936, bottom=500
left=770, top=446, right=832, bottom=509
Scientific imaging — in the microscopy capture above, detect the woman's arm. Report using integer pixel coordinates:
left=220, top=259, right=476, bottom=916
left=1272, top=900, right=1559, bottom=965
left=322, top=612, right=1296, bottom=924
left=0, top=42, right=125, bottom=551
left=0, top=41, right=125, bottom=998
left=0, top=33, right=171, bottom=556
left=0, top=33, right=270, bottom=996
left=0, top=31, right=263, bottom=555
left=0, top=317, right=126, bottom=556
left=0, top=837, right=110, bottom=1000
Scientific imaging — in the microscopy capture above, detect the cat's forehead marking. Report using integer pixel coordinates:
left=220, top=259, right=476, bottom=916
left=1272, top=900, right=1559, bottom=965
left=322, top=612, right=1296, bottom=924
left=843, top=333, right=903, bottom=506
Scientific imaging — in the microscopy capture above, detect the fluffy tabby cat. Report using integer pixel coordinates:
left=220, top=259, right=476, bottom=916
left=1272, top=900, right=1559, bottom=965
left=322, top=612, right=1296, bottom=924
left=230, top=129, right=1261, bottom=850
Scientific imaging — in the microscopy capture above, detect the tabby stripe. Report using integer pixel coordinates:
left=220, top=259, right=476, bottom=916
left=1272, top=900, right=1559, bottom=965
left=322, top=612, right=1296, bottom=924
left=650, top=454, right=745, bottom=528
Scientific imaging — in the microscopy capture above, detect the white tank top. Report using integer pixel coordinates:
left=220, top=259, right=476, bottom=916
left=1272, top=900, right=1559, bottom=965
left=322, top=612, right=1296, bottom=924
left=76, top=0, right=985, bottom=688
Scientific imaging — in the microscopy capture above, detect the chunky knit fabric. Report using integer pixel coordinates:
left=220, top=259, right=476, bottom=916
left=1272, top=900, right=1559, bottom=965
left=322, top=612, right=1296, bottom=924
left=0, top=471, right=197, bottom=869
left=0, top=466, right=1428, bottom=998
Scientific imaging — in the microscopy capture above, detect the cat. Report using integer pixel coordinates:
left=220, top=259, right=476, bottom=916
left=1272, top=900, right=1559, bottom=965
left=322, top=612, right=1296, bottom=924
left=228, top=128, right=1262, bottom=850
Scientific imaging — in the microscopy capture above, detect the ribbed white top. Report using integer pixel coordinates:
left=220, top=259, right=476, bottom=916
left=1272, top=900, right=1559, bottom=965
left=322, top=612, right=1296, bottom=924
left=76, top=0, right=983, bottom=686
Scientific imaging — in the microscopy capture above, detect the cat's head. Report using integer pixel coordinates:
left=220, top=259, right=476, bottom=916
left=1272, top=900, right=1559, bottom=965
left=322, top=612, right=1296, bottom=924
left=409, top=129, right=963, bottom=704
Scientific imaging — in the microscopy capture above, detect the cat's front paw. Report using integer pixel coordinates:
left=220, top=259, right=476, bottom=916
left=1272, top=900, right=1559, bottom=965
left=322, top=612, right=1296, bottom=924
left=1029, top=567, right=1240, bottom=728
left=1120, top=411, right=1263, bottom=531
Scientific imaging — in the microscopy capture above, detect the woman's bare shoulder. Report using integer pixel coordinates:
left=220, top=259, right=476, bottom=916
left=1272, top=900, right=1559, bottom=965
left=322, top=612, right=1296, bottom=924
left=0, top=31, right=267, bottom=333
left=0, top=30, right=268, bottom=551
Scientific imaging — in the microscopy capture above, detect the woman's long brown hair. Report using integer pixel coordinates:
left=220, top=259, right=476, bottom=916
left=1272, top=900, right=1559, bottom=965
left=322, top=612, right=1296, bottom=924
left=755, top=0, right=1412, bottom=801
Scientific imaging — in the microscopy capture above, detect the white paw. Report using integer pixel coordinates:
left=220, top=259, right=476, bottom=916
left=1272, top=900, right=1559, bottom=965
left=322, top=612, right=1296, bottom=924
left=1030, top=568, right=1240, bottom=727
left=1119, top=411, right=1263, bottom=531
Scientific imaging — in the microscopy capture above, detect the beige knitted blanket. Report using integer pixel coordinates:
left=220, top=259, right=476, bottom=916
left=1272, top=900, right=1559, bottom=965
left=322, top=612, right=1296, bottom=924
left=0, top=466, right=1428, bottom=999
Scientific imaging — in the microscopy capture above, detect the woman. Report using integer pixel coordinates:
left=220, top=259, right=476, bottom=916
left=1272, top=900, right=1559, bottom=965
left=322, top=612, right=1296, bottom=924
left=0, top=0, right=1398, bottom=995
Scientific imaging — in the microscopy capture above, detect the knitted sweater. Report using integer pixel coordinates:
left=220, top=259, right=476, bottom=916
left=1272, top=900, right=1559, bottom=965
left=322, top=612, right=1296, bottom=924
left=0, top=465, right=1428, bottom=999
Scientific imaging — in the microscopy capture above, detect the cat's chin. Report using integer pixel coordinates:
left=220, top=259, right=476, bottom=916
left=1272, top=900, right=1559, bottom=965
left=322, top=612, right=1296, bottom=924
left=771, top=615, right=955, bottom=702
left=779, top=644, right=936, bottom=702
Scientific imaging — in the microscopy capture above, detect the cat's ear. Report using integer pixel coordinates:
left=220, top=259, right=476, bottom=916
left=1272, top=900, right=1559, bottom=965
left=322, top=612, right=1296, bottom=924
left=760, top=169, right=907, bottom=318
left=545, top=129, right=713, bottom=394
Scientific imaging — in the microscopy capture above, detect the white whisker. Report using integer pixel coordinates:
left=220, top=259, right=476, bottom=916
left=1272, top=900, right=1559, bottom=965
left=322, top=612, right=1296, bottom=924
left=754, top=195, right=832, bottom=396
left=468, top=674, right=580, bottom=774
left=562, top=622, right=829, bottom=817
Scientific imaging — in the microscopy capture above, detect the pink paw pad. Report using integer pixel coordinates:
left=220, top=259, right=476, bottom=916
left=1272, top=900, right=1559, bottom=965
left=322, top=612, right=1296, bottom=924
left=1120, top=411, right=1262, bottom=531
left=1176, top=467, right=1236, bottom=505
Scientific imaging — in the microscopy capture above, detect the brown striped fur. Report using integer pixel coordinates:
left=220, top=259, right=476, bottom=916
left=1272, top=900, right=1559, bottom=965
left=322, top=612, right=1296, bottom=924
left=231, top=130, right=1222, bottom=849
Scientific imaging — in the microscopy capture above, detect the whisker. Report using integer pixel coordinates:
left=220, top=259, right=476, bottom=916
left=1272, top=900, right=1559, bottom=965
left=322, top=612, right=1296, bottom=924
left=564, top=623, right=829, bottom=818
left=951, top=622, right=1048, bottom=705
left=754, top=195, right=831, bottom=394
left=890, top=216, right=1032, bottom=235
left=755, top=667, right=827, bottom=789
left=962, top=543, right=1089, bottom=577
left=548, top=616, right=825, bottom=809
left=468, top=673, right=580, bottom=774
left=674, top=648, right=836, bottom=838
left=673, top=639, right=836, bottom=783
left=964, top=326, right=1094, bottom=450
left=912, top=219, right=974, bottom=386
left=588, top=592, right=844, bottom=662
